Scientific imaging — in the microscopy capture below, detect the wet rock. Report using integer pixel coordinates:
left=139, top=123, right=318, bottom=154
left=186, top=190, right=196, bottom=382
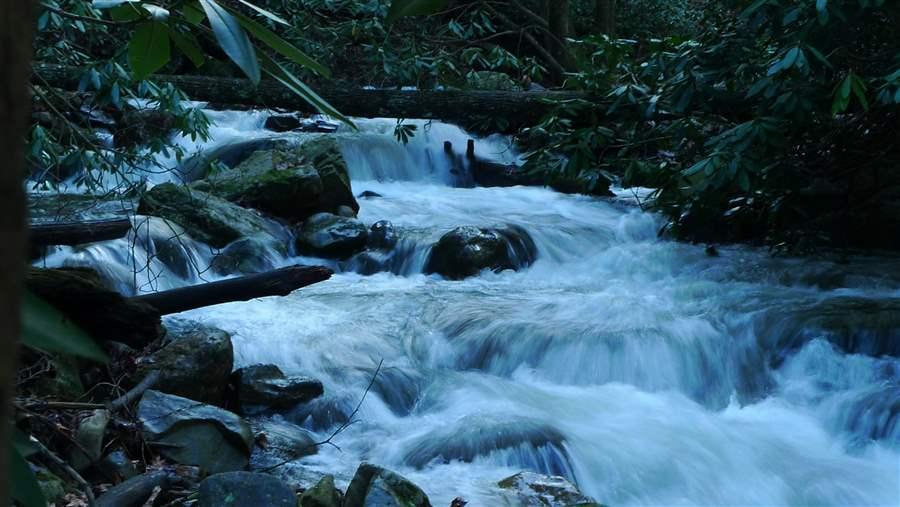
left=70, top=409, right=110, bottom=471
left=403, top=415, right=572, bottom=477
left=294, top=137, right=359, bottom=215
left=96, top=470, right=179, bottom=507
left=299, top=474, right=342, bottom=507
left=497, top=472, right=603, bottom=507
left=26, top=267, right=162, bottom=347
left=235, top=364, right=324, bottom=415
left=209, top=237, right=278, bottom=275
left=138, top=183, right=283, bottom=249
left=134, top=320, right=233, bottom=404
left=178, top=136, right=289, bottom=182
left=250, top=418, right=318, bottom=466
left=286, top=395, right=353, bottom=431
left=139, top=217, right=195, bottom=278
left=197, top=472, right=297, bottom=507
left=358, top=190, right=383, bottom=199
left=265, top=114, right=303, bottom=132
left=425, top=225, right=537, bottom=280
left=98, top=449, right=139, bottom=482
left=337, top=205, right=357, bottom=218
left=138, top=390, right=253, bottom=474
left=368, top=220, right=398, bottom=250
left=296, top=212, right=368, bottom=259
left=344, top=463, right=432, bottom=507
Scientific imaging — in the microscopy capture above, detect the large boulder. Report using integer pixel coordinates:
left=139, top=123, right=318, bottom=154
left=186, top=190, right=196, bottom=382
left=133, top=320, right=233, bottom=404
left=344, top=463, right=431, bottom=507
left=234, top=364, right=324, bottom=415
left=197, top=472, right=297, bottom=507
left=425, top=225, right=537, bottom=280
left=138, top=390, right=253, bottom=474
left=497, top=472, right=603, bottom=507
left=299, top=474, right=342, bottom=507
left=294, top=137, right=359, bottom=215
left=138, top=183, right=283, bottom=249
left=177, top=137, right=289, bottom=182
left=296, top=212, right=368, bottom=259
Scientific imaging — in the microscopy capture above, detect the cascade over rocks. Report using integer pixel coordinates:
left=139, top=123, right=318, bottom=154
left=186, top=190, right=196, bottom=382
left=133, top=320, right=233, bottom=405
left=234, top=364, right=324, bottom=415
left=197, top=472, right=297, bottom=507
left=497, top=472, right=603, bottom=507
left=344, top=463, right=432, bottom=507
left=296, top=212, right=368, bottom=259
left=138, top=183, right=284, bottom=250
left=425, top=224, right=538, bottom=280
left=137, top=390, right=253, bottom=474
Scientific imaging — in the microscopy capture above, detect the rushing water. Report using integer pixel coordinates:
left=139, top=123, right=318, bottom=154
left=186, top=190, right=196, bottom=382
left=38, top=112, right=900, bottom=506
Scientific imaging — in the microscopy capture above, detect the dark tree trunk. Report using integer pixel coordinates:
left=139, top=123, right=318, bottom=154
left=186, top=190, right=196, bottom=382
left=34, top=64, right=592, bottom=128
left=30, top=218, right=132, bottom=247
left=1, top=0, right=37, bottom=501
left=546, top=0, right=573, bottom=71
left=596, top=0, right=616, bottom=36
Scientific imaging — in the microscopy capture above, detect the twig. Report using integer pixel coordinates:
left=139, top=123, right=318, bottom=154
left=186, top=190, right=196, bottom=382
left=259, top=359, right=384, bottom=473
left=107, top=370, right=161, bottom=412
left=32, top=437, right=97, bottom=506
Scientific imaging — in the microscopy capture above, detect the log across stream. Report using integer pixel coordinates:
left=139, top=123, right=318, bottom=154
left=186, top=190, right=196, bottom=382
left=33, top=115, right=900, bottom=506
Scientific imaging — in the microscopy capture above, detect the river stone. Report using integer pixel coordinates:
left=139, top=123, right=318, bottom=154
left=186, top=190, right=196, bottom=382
left=177, top=136, right=290, bottom=182
left=425, top=225, right=537, bottom=280
left=497, top=472, right=603, bottom=507
left=368, top=220, right=398, bottom=250
left=344, top=463, right=432, bottom=507
left=235, top=364, right=324, bottom=414
left=192, top=149, right=324, bottom=223
left=197, top=472, right=297, bottom=507
left=209, top=237, right=278, bottom=275
left=299, top=474, right=342, bottom=507
left=250, top=418, right=318, bottom=464
left=70, top=409, right=110, bottom=471
left=138, top=390, right=253, bottom=474
left=293, top=136, right=359, bottom=215
left=296, top=212, right=368, bottom=259
left=98, top=448, right=139, bottom=482
left=138, top=183, right=281, bottom=249
left=133, top=320, right=233, bottom=404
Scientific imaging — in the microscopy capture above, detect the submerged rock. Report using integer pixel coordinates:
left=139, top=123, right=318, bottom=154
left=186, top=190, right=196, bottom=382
left=209, top=237, right=278, bottom=275
left=235, top=364, right=324, bottom=415
left=250, top=418, right=318, bottom=465
left=133, top=320, right=233, bottom=404
left=344, top=463, right=432, bottom=507
left=138, top=390, right=253, bottom=474
left=368, top=220, right=398, bottom=251
left=425, top=225, right=537, bottom=280
left=497, top=472, right=603, bottom=507
left=296, top=212, right=368, bottom=259
left=197, top=472, right=296, bottom=507
left=299, top=474, right=343, bottom=507
left=358, top=190, right=383, bottom=199
left=138, top=183, right=282, bottom=249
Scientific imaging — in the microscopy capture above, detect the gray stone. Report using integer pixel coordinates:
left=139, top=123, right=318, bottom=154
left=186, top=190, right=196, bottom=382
left=497, top=472, right=603, bottom=507
left=70, top=409, right=110, bottom=471
left=209, top=237, right=278, bottom=275
left=134, top=320, right=233, bottom=404
left=197, top=471, right=297, bottom=507
left=235, top=364, right=324, bottom=414
left=296, top=213, right=368, bottom=259
left=299, top=474, right=342, bottom=507
left=138, top=390, right=253, bottom=474
left=368, top=220, right=398, bottom=251
left=344, top=463, right=431, bottom=507
left=98, top=449, right=139, bottom=482
left=250, top=418, right=318, bottom=465
left=425, top=225, right=537, bottom=280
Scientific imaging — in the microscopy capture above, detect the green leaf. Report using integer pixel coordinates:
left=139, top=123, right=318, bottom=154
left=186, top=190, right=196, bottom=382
left=182, top=1, right=206, bottom=25
left=128, top=21, right=171, bottom=80
left=235, top=0, right=288, bottom=25
left=815, top=0, right=829, bottom=24
left=169, top=29, right=206, bottom=68
left=22, top=291, right=108, bottom=362
left=386, top=0, right=448, bottom=23
left=10, top=446, right=46, bottom=507
left=226, top=7, right=330, bottom=77
left=109, top=3, right=145, bottom=21
left=258, top=52, right=352, bottom=127
left=93, top=0, right=136, bottom=8
left=199, top=0, right=260, bottom=83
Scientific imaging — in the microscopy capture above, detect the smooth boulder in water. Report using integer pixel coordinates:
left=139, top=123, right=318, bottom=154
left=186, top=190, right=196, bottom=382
left=133, top=320, right=233, bottom=405
left=197, top=472, right=297, bottom=507
left=497, top=472, right=603, bottom=507
left=296, top=212, right=368, bottom=259
left=250, top=418, right=318, bottom=468
left=368, top=220, right=398, bottom=250
left=234, top=364, right=324, bottom=415
left=138, top=390, right=253, bottom=474
left=425, top=225, right=537, bottom=280
left=209, top=237, right=278, bottom=275
left=344, top=463, right=432, bottom=507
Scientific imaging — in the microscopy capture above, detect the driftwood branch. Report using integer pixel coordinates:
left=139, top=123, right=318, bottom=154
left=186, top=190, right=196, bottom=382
left=30, top=218, right=132, bottom=247
left=108, top=370, right=160, bottom=412
left=129, top=265, right=333, bottom=315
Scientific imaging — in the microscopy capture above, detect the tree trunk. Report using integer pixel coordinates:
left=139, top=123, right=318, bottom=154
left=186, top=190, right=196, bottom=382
left=546, top=0, right=572, bottom=72
left=1, top=0, right=36, bottom=502
left=596, top=0, right=616, bottom=36
left=34, top=64, right=593, bottom=128
left=30, top=218, right=133, bottom=247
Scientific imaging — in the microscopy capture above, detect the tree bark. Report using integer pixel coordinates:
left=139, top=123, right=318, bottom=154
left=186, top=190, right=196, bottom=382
left=1, top=0, right=36, bottom=502
left=596, top=0, right=616, bottom=36
left=546, top=0, right=573, bottom=71
left=33, top=64, right=593, bottom=128
left=129, top=265, right=333, bottom=315
left=30, top=218, right=132, bottom=247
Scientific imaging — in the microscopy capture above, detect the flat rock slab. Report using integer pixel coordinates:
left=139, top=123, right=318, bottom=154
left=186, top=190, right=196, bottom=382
left=197, top=471, right=297, bottom=507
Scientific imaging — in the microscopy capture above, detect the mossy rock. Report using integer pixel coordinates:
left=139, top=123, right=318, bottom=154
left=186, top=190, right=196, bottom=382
left=292, top=136, right=359, bottom=215
left=344, top=463, right=431, bottom=507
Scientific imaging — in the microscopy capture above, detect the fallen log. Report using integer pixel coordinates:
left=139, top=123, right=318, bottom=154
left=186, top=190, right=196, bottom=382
left=130, top=264, right=333, bottom=315
left=34, top=64, right=596, bottom=128
left=30, top=218, right=132, bottom=247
